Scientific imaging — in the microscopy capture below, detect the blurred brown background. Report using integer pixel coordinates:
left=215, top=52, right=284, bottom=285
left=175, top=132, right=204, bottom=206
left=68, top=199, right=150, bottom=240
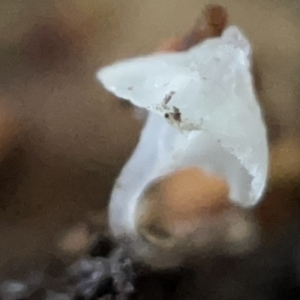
left=0, top=0, right=299, bottom=280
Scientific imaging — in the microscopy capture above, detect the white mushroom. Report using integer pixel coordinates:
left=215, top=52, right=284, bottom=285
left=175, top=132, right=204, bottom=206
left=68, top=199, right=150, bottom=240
left=97, top=26, right=268, bottom=266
